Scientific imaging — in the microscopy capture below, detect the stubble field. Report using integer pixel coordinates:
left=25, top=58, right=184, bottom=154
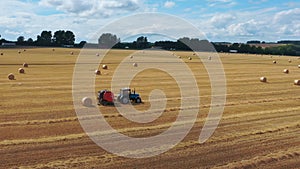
left=0, top=48, right=299, bottom=168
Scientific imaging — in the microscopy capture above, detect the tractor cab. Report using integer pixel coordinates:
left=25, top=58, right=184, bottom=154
left=119, top=88, right=131, bottom=97
left=117, top=88, right=142, bottom=104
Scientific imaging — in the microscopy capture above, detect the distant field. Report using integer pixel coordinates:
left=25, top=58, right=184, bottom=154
left=0, top=48, right=299, bottom=168
left=249, top=43, right=288, bottom=48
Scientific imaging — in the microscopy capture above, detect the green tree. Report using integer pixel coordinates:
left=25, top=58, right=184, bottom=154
left=36, top=31, right=52, bottom=46
left=52, top=30, right=75, bottom=46
left=98, top=33, right=120, bottom=48
left=136, top=36, right=149, bottom=49
left=65, top=31, right=75, bottom=45
left=53, top=30, right=65, bottom=46
left=17, top=36, right=25, bottom=45
left=27, top=38, right=34, bottom=46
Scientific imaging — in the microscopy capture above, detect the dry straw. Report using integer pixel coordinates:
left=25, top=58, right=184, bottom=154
left=260, top=77, right=267, bottom=83
left=18, top=68, right=25, bottom=74
left=95, top=70, right=101, bottom=75
left=23, top=63, right=28, bottom=67
left=283, top=69, right=289, bottom=74
left=8, top=73, right=15, bottom=80
left=82, top=97, right=93, bottom=106
left=102, top=65, right=108, bottom=69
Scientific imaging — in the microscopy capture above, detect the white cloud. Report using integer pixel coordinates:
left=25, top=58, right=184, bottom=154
left=39, top=0, right=142, bottom=17
left=248, top=0, right=268, bottom=4
left=209, top=13, right=236, bottom=28
left=227, top=19, right=260, bottom=36
left=164, top=1, right=175, bottom=8
left=273, top=8, right=300, bottom=24
left=0, top=0, right=299, bottom=43
left=272, top=8, right=300, bottom=38
left=206, top=0, right=236, bottom=7
left=4, top=30, right=22, bottom=36
left=183, top=8, right=192, bottom=12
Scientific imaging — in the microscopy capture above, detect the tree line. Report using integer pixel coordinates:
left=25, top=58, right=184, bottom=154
left=1, top=32, right=299, bottom=56
left=98, top=33, right=300, bottom=56
left=213, top=42, right=300, bottom=56
left=0, top=30, right=86, bottom=48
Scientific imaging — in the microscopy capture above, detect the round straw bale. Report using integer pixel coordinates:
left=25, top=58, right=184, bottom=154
left=52, top=48, right=55, bottom=51
left=288, top=59, right=292, bottom=63
left=23, top=63, right=28, bottom=67
left=95, top=69, right=101, bottom=75
left=18, top=50, right=21, bottom=54
left=208, top=56, right=212, bottom=60
left=82, top=97, right=93, bottom=106
left=1, top=53, right=3, bottom=55
left=283, top=69, right=289, bottom=74
left=133, top=63, right=138, bottom=67
left=130, top=55, right=133, bottom=59
left=298, top=65, right=300, bottom=68
left=102, top=65, right=108, bottom=69
left=18, top=68, right=25, bottom=74
left=294, top=80, right=300, bottom=85
left=8, top=73, right=15, bottom=80
left=178, top=56, right=181, bottom=59
left=188, top=57, right=192, bottom=60
left=70, top=51, right=74, bottom=55
left=260, top=77, right=267, bottom=83
left=96, top=53, right=99, bottom=56
left=273, top=60, right=277, bottom=64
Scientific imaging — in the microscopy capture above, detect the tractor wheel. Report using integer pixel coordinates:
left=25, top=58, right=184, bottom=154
left=101, top=100, right=108, bottom=106
left=121, top=97, right=129, bottom=104
left=135, top=97, right=142, bottom=103
left=98, top=99, right=103, bottom=105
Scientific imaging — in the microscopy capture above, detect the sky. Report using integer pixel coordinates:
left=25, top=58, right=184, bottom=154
left=0, top=0, right=299, bottom=43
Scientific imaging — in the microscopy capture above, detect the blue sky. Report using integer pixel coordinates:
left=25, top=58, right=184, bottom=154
left=0, top=0, right=299, bottom=43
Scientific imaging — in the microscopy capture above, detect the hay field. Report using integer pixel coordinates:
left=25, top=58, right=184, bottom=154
left=0, top=48, right=299, bottom=168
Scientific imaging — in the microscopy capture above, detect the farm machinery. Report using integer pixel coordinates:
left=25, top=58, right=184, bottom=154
left=117, top=88, right=142, bottom=104
left=97, top=90, right=114, bottom=106
left=97, top=88, right=142, bottom=106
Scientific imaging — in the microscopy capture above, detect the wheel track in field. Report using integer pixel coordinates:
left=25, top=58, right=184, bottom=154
left=2, top=86, right=298, bottom=102
left=105, top=129, right=300, bottom=169
left=1, top=94, right=300, bottom=127
left=1, top=89, right=300, bottom=116
left=9, top=125, right=300, bottom=169
left=212, top=147, right=300, bottom=169
left=1, top=108, right=299, bottom=147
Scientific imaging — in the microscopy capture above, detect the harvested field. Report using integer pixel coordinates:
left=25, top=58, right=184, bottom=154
left=0, top=48, right=299, bottom=168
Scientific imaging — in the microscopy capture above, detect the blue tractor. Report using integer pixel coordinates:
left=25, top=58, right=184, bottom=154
left=117, top=88, right=142, bottom=104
